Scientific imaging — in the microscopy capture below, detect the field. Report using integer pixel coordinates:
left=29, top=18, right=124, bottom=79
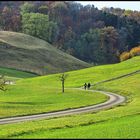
left=0, top=56, right=140, bottom=138
left=0, top=67, right=37, bottom=79
left=0, top=31, right=90, bottom=75
left=0, top=87, right=107, bottom=118
left=21, top=56, right=140, bottom=88
left=12, top=114, right=140, bottom=138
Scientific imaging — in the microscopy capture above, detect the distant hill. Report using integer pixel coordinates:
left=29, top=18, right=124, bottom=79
left=0, top=31, right=91, bottom=75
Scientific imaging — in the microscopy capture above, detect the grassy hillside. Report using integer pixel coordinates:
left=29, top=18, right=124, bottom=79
left=12, top=114, right=140, bottom=138
left=0, top=56, right=140, bottom=118
left=0, top=87, right=107, bottom=118
left=0, top=56, right=140, bottom=138
left=22, top=56, right=140, bottom=88
left=0, top=31, right=91, bottom=75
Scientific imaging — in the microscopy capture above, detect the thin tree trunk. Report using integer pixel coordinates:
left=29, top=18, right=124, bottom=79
left=62, top=80, right=64, bottom=93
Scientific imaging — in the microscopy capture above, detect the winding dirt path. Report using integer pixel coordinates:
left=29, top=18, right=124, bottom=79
left=0, top=88, right=126, bottom=125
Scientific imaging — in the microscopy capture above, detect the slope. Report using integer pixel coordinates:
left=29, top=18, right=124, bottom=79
left=23, top=56, right=140, bottom=88
left=0, top=56, right=140, bottom=138
left=0, top=56, right=140, bottom=118
left=0, top=31, right=91, bottom=75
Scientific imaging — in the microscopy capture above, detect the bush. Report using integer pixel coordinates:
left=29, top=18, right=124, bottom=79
left=120, top=52, right=131, bottom=62
left=130, top=46, right=140, bottom=57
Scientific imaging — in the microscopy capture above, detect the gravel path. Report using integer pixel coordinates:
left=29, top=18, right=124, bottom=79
left=0, top=88, right=126, bottom=125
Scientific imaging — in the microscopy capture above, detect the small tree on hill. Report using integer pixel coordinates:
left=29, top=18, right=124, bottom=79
left=59, top=73, right=68, bottom=93
left=0, top=75, right=7, bottom=91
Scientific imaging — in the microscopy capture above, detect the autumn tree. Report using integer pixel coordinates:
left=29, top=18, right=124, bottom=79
left=100, top=26, right=120, bottom=63
left=50, top=1, right=68, bottom=23
left=1, top=6, right=13, bottom=30
left=0, top=6, right=21, bottom=31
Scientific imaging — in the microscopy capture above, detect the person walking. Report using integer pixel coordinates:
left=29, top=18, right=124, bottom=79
left=87, top=82, right=91, bottom=90
left=84, top=83, right=87, bottom=90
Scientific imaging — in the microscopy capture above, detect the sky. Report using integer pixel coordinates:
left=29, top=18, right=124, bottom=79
left=77, top=1, right=140, bottom=11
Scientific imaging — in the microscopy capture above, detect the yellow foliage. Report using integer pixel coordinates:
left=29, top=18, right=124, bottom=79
left=120, top=52, right=131, bottom=62
left=130, top=46, right=140, bottom=57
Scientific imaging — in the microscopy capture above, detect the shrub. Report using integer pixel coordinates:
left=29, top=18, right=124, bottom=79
left=130, top=46, right=140, bottom=57
left=120, top=52, right=131, bottom=62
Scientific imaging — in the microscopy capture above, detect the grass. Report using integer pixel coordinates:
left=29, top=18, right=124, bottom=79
left=0, top=67, right=37, bottom=78
left=0, top=86, right=107, bottom=118
left=12, top=114, right=140, bottom=139
left=0, top=31, right=90, bottom=75
left=0, top=56, right=140, bottom=138
left=21, top=56, right=140, bottom=88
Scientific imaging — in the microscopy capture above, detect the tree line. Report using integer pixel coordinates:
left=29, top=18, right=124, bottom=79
left=0, top=1, right=140, bottom=64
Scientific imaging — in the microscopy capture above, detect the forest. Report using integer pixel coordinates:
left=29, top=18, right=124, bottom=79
left=0, top=1, right=140, bottom=64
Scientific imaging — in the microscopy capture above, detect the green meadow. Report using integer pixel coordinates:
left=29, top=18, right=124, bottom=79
left=0, top=87, right=107, bottom=118
left=13, top=114, right=140, bottom=139
left=0, top=56, right=140, bottom=138
left=22, top=56, right=140, bottom=88
left=0, top=67, right=37, bottom=79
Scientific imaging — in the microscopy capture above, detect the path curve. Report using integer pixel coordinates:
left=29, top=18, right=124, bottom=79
left=0, top=89, right=126, bottom=125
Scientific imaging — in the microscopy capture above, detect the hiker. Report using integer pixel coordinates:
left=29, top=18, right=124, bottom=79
left=87, top=83, right=91, bottom=90
left=84, top=83, right=87, bottom=90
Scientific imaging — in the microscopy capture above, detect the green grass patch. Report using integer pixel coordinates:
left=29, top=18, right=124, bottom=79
left=0, top=67, right=37, bottom=78
left=0, top=56, right=140, bottom=138
left=0, top=71, right=138, bottom=138
left=0, top=86, right=107, bottom=118
left=10, top=114, right=140, bottom=139
left=21, top=56, right=140, bottom=88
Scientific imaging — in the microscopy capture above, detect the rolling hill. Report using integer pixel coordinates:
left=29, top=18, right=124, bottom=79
left=0, top=56, right=140, bottom=138
left=0, top=31, right=91, bottom=75
left=1, top=56, right=140, bottom=118
left=23, top=55, right=140, bottom=88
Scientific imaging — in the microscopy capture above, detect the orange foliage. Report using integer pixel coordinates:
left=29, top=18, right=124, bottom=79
left=120, top=52, right=131, bottom=62
left=130, top=46, right=140, bottom=57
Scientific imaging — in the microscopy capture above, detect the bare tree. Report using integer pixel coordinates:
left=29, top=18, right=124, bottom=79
left=58, top=73, right=68, bottom=93
left=0, top=75, right=6, bottom=91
